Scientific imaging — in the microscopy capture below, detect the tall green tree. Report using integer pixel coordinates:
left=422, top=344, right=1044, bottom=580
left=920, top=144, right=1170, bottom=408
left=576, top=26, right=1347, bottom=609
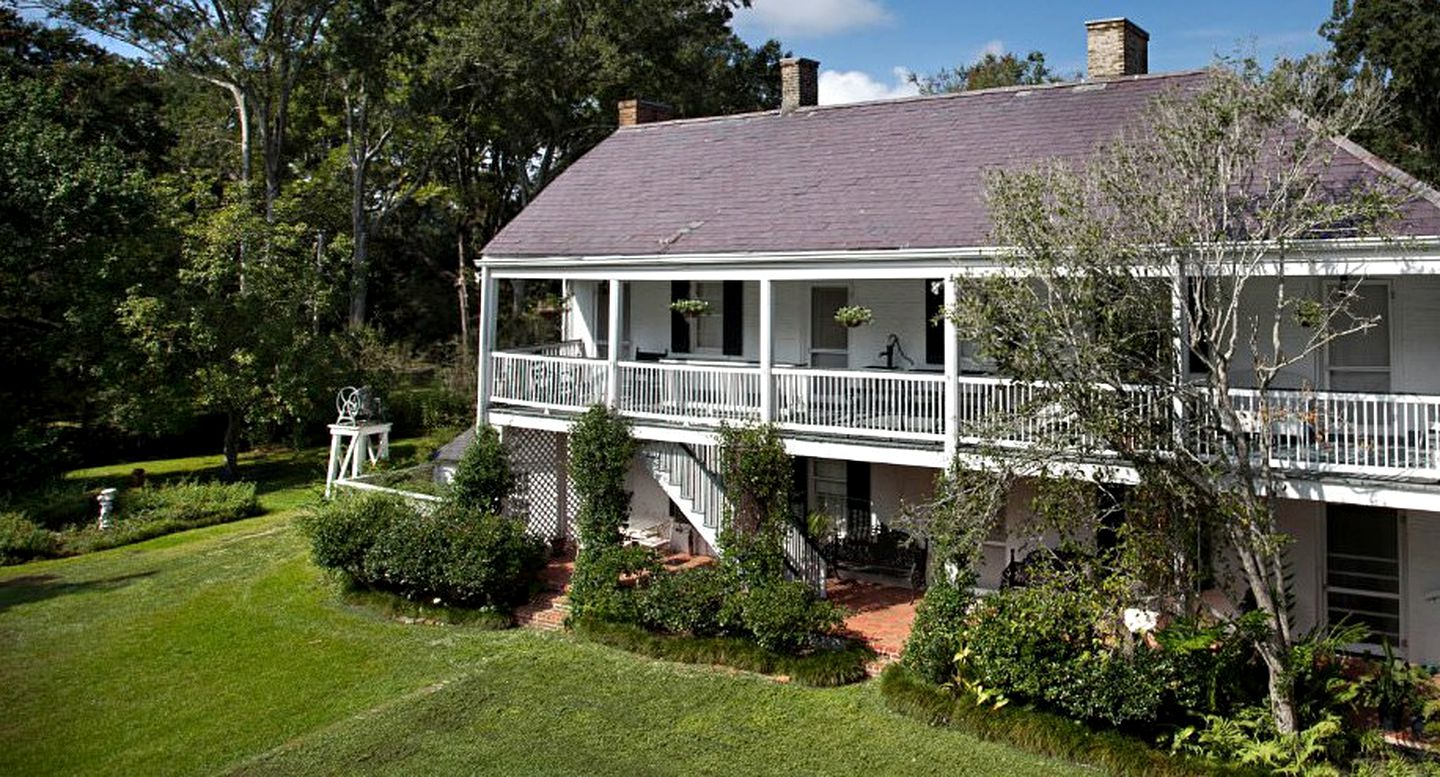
left=46, top=0, right=336, bottom=218
left=119, top=190, right=349, bottom=479
left=1323, top=0, right=1440, bottom=186
left=910, top=50, right=1056, bottom=94
left=421, top=0, right=781, bottom=361
left=0, top=6, right=171, bottom=488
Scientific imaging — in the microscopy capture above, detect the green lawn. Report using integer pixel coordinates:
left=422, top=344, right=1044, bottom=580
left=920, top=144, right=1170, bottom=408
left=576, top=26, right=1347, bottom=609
left=0, top=451, right=1078, bottom=776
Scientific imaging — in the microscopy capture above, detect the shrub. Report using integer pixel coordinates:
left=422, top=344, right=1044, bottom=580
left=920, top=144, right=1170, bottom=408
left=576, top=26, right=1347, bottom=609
left=733, top=579, right=845, bottom=653
left=439, top=504, right=548, bottom=608
left=120, top=481, right=261, bottom=526
left=304, top=493, right=547, bottom=611
left=716, top=423, right=792, bottom=581
left=568, top=544, right=658, bottom=623
left=302, top=494, right=413, bottom=578
left=0, top=511, right=53, bottom=564
left=961, top=584, right=1177, bottom=727
left=449, top=425, right=513, bottom=515
left=568, top=405, right=634, bottom=553
left=903, top=579, right=975, bottom=684
left=567, top=405, right=637, bottom=615
left=879, top=665, right=1232, bottom=777
left=639, top=565, right=738, bottom=636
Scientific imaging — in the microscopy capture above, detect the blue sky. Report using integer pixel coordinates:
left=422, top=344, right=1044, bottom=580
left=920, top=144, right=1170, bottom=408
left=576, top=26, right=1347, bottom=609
left=731, top=0, right=1337, bottom=104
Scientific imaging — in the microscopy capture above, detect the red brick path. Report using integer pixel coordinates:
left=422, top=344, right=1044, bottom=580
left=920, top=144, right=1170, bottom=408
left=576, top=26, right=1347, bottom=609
left=828, top=578, right=921, bottom=661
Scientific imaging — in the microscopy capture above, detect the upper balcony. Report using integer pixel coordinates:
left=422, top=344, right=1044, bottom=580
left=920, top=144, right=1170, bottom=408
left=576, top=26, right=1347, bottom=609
left=479, top=275, right=1440, bottom=484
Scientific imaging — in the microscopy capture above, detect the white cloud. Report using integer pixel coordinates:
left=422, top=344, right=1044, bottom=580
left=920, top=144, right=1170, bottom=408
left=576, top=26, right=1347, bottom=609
left=818, top=66, right=920, bottom=105
left=735, top=0, right=892, bottom=39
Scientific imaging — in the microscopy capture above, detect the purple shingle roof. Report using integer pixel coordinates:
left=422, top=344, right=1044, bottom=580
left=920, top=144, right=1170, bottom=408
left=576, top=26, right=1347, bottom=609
left=483, top=71, right=1440, bottom=259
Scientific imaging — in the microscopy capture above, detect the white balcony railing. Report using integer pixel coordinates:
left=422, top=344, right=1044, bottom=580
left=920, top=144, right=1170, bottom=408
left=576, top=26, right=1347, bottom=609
left=1224, top=387, right=1440, bottom=477
left=775, top=367, right=945, bottom=442
left=616, top=361, right=762, bottom=424
left=487, top=349, right=1440, bottom=479
left=490, top=351, right=608, bottom=411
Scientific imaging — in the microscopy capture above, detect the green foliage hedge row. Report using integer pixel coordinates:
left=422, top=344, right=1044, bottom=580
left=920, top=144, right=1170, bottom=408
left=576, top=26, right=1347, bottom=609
left=878, top=664, right=1242, bottom=777
left=573, top=617, right=872, bottom=688
left=956, top=584, right=1263, bottom=728
left=1, top=481, right=261, bottom=564
left=584, top=560, right=848, bottom=657
left=303, top=493, right=546, bottom=611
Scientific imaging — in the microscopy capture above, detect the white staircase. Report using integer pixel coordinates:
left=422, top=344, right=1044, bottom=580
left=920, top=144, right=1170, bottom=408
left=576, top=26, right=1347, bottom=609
left=640, top=441, right=829, bottom=596
left=641, top=441, right=726, bottom=554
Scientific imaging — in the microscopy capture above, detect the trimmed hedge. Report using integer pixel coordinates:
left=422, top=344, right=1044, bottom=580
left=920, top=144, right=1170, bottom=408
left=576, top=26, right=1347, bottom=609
left=303, top=493, right=547, bottom=611
left=573, top=616, right=873, bottom=687
left=878, top=664, right=1253, bottom=777
left=59, top=481, right=260, bottom=556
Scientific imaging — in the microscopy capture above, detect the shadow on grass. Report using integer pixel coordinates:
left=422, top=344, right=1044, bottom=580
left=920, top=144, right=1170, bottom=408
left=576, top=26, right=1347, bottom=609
left=0, top=571, right=157, bottom=613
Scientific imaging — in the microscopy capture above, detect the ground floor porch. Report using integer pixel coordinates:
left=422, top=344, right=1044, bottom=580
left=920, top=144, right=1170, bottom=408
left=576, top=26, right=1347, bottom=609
left=492, top=421, right=1440, bottom=667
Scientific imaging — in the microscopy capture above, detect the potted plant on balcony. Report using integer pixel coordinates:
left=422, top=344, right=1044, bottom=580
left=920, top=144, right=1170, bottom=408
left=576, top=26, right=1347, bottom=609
left=833, top=305, right=873, bottom=328
left=669, top=298, right=711, bottom=318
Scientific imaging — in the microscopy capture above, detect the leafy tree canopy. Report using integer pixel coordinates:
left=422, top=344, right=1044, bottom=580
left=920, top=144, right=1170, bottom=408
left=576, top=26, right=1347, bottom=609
left=910, top=50, right=1057, bottom=95
left=1323, top=0, right=1440, bottom=186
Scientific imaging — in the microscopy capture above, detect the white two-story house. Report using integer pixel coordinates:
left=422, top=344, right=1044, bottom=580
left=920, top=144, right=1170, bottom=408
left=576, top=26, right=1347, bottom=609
left=473, top=19, right=1440, bottom=663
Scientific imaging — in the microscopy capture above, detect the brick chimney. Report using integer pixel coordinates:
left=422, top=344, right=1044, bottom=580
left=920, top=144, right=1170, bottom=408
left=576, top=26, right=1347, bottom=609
left=617, top=99, right=673, bottom=127
left=1085, top=18, right=1148, bottom=79
left=780, top=57, right=819, bottom=113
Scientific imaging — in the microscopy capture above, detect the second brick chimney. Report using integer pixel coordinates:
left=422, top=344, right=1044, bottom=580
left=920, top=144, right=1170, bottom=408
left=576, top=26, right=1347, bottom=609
left=780, top=57, right=819, bottom=113
left=618, top=99, right=673, bottom=127
left=1085, top=18, right=1148, bottom=79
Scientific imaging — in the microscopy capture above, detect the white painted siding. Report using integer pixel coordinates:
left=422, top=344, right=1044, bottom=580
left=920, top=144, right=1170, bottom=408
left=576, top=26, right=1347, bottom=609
left=1277, top=500, right=1323, bottom=637
left=1229, top=277, right=1322, bottom=389
left=628, top=280, right=671, bottom=356
left=1394, top=278, right=1440, bottom=393
left=1405, top=510, right=1440, bottom=665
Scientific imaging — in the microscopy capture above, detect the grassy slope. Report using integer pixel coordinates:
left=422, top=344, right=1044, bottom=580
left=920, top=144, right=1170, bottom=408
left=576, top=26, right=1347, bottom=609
left=0, top=451, right=1075, bottom=777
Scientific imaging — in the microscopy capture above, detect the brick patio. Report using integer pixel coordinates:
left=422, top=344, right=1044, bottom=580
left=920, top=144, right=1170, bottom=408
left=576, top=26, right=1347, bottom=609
left=515, top=552, right=921, bottom=663
left=827, top=578, right=920, bottom=660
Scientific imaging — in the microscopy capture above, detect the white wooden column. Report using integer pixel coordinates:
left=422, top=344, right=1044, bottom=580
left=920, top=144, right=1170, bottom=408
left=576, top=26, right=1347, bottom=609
left=1171, top=261, right=1189, bottom=444
left=475, top=265, right=497, bottom=426
left=759, top=279, right=774, bottom=422
left=943, top=277, right=960, bottom=459
left=605, top=278, right=622, bottom=407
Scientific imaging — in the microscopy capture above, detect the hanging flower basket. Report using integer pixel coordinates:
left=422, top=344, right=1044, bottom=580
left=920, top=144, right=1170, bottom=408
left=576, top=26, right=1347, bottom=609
left=833, top=305, right=874, bottom=328
left=669, top=298, right=712, bottom=318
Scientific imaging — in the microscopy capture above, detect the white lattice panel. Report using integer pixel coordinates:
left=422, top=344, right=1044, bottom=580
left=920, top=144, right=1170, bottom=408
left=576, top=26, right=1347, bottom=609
left=505, top=427, right=572, bottom=541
